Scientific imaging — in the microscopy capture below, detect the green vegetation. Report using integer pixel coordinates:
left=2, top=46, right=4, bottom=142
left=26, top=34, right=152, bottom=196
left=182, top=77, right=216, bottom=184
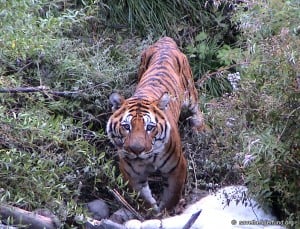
left=0, top=0, right=139, bottom=224
left=0, top=0, right=299, bottom=227
left=232, top=1, right=300, bottom=224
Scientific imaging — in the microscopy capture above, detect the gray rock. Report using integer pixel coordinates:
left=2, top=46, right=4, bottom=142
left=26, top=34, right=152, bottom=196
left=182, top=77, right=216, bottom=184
left=87, top=199, right=110, bottom=220
left=109, top=208, right=135, bottom=224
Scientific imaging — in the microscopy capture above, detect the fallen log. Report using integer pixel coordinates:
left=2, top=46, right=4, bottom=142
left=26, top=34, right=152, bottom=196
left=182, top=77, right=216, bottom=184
left=0, top=204, right=58, bottom=229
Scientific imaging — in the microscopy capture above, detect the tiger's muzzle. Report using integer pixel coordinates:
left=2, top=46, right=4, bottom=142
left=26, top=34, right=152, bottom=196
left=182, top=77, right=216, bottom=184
left=125, top=135, right=153, bottom=155
left=127, top=139, right=145, bottom=155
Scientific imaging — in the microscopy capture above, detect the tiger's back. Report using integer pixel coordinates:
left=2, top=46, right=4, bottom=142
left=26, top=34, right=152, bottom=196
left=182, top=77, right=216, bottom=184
left=107, top=37, right=205, bottom=212
left=135, top=37, right=203, bottom=125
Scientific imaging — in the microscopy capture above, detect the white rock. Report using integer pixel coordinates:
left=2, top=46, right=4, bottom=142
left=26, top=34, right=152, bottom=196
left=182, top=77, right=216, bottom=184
left=124, top=219, right=142, bottom=229
left=125, top=185, right=285, bottom=229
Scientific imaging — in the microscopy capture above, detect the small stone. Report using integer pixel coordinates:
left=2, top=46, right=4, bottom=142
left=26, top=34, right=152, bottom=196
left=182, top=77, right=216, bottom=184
left=87, top=199, right=110, bottom=220
left=109, top=208, right=135, bottom=224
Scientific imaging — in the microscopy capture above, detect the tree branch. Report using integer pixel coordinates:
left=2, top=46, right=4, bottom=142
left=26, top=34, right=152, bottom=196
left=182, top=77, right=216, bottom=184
left=0, top=86, right=79, bottom=96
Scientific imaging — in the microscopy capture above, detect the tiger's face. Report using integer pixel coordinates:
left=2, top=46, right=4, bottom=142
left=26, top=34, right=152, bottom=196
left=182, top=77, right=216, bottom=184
left=107, top=93, right=171, bottom=160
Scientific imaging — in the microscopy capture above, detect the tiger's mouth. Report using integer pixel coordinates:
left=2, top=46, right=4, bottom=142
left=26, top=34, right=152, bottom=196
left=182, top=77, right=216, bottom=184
left=117, top=137, right=166, bottom=160
left=119, top=149, right=154, bottom=160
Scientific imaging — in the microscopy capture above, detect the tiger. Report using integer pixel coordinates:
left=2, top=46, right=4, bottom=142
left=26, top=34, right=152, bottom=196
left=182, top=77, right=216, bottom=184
left=106, top=37, right=205, bottom=212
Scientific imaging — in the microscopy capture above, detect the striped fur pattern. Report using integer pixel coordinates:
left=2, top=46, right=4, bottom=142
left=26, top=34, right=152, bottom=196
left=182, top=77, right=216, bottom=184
left=107, top=37, right=205, bottom=212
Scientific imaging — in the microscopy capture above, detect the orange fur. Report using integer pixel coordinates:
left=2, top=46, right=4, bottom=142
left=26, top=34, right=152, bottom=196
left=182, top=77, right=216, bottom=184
left=107, top=37, right=205, bottom=212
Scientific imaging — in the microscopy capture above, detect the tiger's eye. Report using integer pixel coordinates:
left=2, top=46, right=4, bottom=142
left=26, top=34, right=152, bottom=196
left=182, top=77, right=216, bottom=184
left=122, top=124, right=130, bottom=130
left=146, top=125, right=155, bottom=131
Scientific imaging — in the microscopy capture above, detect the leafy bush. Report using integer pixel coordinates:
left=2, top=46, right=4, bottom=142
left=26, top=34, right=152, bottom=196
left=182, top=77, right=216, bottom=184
left=186, top=31, right=241, bottom=96
left=230, top=0, right=300, bottom=225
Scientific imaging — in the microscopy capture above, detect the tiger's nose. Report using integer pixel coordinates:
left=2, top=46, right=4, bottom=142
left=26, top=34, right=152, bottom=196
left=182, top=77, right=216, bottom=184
left=129, top=143, right=145, bottom=155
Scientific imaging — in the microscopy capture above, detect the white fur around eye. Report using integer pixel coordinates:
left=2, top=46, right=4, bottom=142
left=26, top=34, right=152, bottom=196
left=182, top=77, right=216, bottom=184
left=122, top=112, right=132, bottom=123
left=143, top=115, right=150, bottom=124
left=143, top=114, right=157, bottom=131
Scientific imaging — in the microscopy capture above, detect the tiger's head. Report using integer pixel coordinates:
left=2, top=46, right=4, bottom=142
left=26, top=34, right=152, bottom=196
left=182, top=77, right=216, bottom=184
left=106, top=93, right=171, bottom=159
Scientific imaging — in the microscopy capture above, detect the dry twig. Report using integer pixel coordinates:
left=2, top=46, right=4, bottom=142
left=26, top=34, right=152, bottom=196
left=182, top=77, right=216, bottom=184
left=108, top=188, right=144, bottom=221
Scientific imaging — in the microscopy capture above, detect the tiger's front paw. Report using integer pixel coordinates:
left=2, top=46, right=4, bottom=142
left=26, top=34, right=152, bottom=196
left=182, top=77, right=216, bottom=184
left=151, top=203, right=160, bottom=214
left=139, top=185, right=160, bottom=213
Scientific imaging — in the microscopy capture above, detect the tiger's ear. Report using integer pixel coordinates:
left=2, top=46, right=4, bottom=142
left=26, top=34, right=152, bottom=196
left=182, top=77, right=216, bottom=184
left=157, top=93, right=170, bottom=110
left=109, top=93, right=124, bottom=111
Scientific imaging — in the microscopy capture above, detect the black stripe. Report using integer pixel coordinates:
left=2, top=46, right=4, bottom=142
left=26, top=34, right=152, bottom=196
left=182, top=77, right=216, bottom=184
left=160, top=54, right=177, bottom=63
left=161, top=122, right=167, bottom=139
left=175, top=56, right=181, bottom=73
left=144, top=52, right=155, bottom=70
left=138, top=77, right=176, bottom=96
left=144, top=66, right=170, bottom=75
left=128, top=107, right=149, bottom=114
left=108, top=122, right=113, bottom=132
left=114, top=107, right=126, bottom=117
left=133, top=89, right=161, bottom=99
left=112, top=122, right=118, bottom=132
left=147, top=87, right=162, bottom=97
left=123, top=167, right=133, bottom=178
left=158, top=141, right=174, bottom=170
left=182, top=66, right=190, bottom=91
left=166, top=155, right=181, bottom=174
left=155, top=122, right=167, bottom=140
left=132, top=102, right=149, bottom=110
left=153, top=153, right=158, bottom=163
left=153, top=109, right=165, bottom=120
left=124, top=159, right=140, bottom=175
left=135, top=88, right=164, bottom=99
left=148, top=71, right=177, bottom=80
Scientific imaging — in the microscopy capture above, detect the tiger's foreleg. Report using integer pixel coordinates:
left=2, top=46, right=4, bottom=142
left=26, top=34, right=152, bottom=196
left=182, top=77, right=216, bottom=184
left=119, top=159, right=159, bottom=212
left=159, top=154, right=187, bottom=211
